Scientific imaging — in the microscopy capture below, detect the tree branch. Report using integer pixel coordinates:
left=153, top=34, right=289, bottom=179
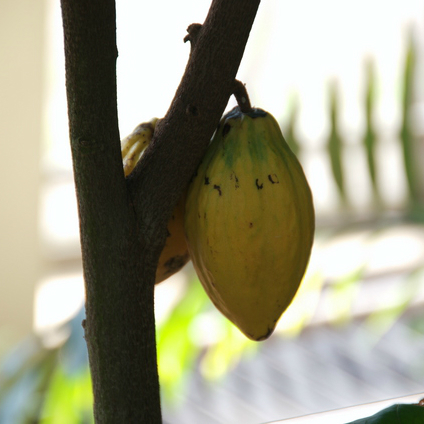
left=128, top=0, right=261, bottom=249
left=61, top=1, right=162, bottom=422
left=60, top=0, right=260, bottom=422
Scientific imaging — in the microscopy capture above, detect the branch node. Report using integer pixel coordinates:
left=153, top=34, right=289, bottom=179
left=82, top=319, right=87, bottom=339
left=72, top=136, right=105, bottom=155
left=184, top=23, right=202, bottom=47
left=233, top=80, right=252, bottom=113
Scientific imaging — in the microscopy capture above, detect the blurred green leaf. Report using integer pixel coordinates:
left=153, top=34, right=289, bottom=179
left=199, top=318, right=257, bottom=380
left=0, top=336, right=58, bottom=424
left=157, top=276, right=258, bottom=401
left=362, top=58, right=382, bottom=208
left=156, top=278, right=210, bottom=401
left=0, top=308, right=92, bottom=424
left=400, top=31, right=420, bottom=211
left=38, top=308, right=93, bottom=423
left=345, top=403, right=424, bottom=423
left=40, top=366, right=93, bottom=424
left=328, top=267, right=365, bottom=326
left=327, top=80, right=348, bottom=206
left=365, top=268, right=424, bottom=338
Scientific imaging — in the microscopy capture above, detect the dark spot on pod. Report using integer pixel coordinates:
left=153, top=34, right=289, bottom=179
left=163, top=253, right=190, bottom=276
left=255, top=179, right=263, bottom=190
left=268, top=174, right=279, bottom=184
left=213, top=184, right=222, bottom=196
left=205, top=177, right=210, bottom=185
left=230, top=172, right=240, bottom=189
left=249, top=222, right=253, bottom=228
left=222, top=123, right=231, bottom=138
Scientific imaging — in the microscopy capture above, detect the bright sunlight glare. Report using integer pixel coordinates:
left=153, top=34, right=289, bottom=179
left=34, top=274, right=85, bottom=346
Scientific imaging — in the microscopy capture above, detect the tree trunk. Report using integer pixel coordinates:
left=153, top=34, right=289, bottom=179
left=60, top=0, right=260, bottom=422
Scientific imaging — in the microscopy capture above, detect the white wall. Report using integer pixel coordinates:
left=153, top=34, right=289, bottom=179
left=0, top=0, right=46, bottom=340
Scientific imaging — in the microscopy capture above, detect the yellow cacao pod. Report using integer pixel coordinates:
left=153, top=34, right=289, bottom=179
left=184, top=106, right=315, bottom=341
left=121, top=119, right=190, bottom=284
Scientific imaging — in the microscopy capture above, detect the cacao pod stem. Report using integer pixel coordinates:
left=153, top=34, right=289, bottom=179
left=233, top=80, right=252, bottom=113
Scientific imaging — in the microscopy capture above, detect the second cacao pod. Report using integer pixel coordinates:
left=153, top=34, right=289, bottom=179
left=121, top=119, right=190, bottom=284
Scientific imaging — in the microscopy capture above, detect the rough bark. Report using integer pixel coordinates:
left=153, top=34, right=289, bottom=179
left=60, top=0, right=260, bottom=422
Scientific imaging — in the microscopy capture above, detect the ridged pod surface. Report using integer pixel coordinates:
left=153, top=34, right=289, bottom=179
left=184, top=106, right=315, bottom=341
left=121, top=119, right=190, bottom=283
